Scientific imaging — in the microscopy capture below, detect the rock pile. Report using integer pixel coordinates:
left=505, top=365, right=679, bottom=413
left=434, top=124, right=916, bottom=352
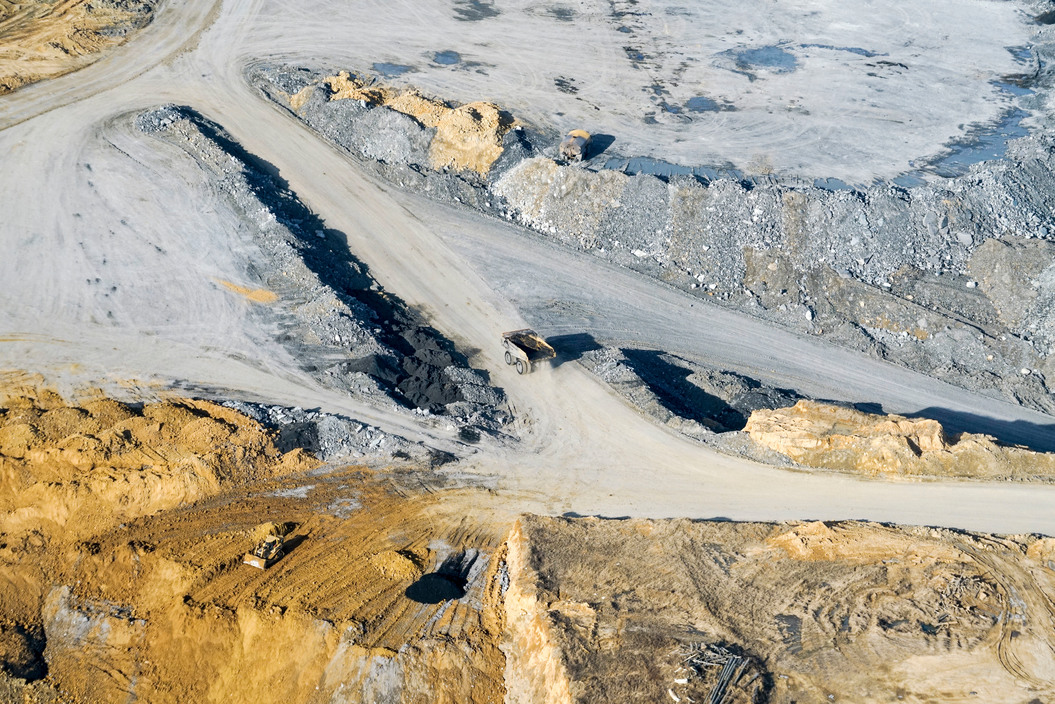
left=137, top=105, right=509, bottom=434
left=250, top=61, right=1055, bottom=415
left=746, top=399, right=1055, bottom=480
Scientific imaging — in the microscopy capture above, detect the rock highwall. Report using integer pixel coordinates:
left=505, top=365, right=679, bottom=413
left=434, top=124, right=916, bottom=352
left=746, top=399, right=1055, bottom=479
left=501, top=521, right=574, bottom=704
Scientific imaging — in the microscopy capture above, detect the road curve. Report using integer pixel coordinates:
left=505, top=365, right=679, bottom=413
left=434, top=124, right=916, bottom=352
left=2, top=0, right=1055, bottom=537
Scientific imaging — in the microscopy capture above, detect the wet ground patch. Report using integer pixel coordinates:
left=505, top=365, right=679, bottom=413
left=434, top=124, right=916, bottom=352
left=717, top=45, right=798, bottom=79
left=432, top=50, right=461, bottom=65
left=453, top=0, right=499, bottom=22
left=372, top=62, right=414, bottom=78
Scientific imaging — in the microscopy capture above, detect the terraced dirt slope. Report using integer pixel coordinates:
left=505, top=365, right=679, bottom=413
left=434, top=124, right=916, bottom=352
left=510, top=515, right=1055, bottom=703
left=0, top=0, right=156, bottom=94
left=0, top=383, right=508, bottom=703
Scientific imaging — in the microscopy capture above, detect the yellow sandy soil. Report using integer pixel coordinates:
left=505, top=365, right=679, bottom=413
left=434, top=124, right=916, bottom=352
left=319, top=71, right=514, bottom=175
left=0, top=381, right=506, bottom=703
left=216, top=279, right=279, bottom=303
left=0, top=384, right=316, bottom=538
left=511, top=515, right=1055, bottom=703
left=0, top=0, right=155, bottom=95
left=746, top=399, right=1055, bottom=480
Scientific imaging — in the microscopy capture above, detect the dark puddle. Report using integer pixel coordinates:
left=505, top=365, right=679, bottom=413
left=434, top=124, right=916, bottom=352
left=927, top=108, right=1030, bottom=178
left=554, top=76, right=578, bottom=94
left=812, top=177, right=854, bottom=191
left=686, top=96, right=720, bottom=112
left=599, top=155, right=743, bottom=184
left=719, top=45, right=798, bottom=76
left=799, top=43, right=885, bottom=58
left=685, top=95, right=736, bottom=113
left=433, top=50, right=461, bottom=65
left=453, top=0, right=499, bottom=22
left=548, top=5, right=576, bottom=21
left=372, top=62, right=413, bottom=78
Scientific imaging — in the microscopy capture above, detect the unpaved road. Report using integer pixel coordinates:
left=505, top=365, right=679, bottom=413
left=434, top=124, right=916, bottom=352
left=2, top=0, right=1055, bottom=534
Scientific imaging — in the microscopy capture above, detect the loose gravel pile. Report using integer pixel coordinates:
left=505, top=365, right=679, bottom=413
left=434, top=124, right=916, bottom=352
left=137, top=105, right=509, bottom=435
left=250, top=53, right=1055, bottom=413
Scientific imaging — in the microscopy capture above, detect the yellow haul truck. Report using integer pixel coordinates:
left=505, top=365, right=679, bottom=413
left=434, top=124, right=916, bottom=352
left=501, top=329, right=556, bottom=374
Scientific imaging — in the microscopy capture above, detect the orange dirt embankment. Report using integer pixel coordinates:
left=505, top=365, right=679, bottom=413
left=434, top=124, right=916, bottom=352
left=317, top=71, right=514, bottom=175
left=0, top=0, right=155, bottom=94
left=0, top=385, right=316, bottom=539
left=0, top=381, right=509, bottom=703
left=30, top=477, right=509, bottom=703
left=746, top=399, right=1055, bottom=480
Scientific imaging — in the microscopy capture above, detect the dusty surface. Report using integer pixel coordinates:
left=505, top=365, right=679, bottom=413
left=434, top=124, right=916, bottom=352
left=512, top=515, right=1055, bottom=703
left=239, top=0, right=1037, bottom=183
left=746, top=400, right=1055, bottom=481
left=0, top=385, right=509, bottom=703
left=0, top=380, right=316, bottom=539
left=0, top=0, right=155, bottom=94
left=4, top=0, right=1055, bottom=699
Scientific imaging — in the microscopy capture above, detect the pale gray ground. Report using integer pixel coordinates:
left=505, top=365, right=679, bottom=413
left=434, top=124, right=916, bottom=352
left=242, top=0, right=1034, bottom=183
left=2, top=0, right=1055, bottom=535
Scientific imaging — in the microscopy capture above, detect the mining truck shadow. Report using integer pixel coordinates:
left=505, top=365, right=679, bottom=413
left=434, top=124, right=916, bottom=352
left=178, top=107, right=481, bottom=414
left=548, top=332, right=602, bottom=367
left=907, top=406, right=1055, bottom=454
left=587, top=133, right=615, bottom=159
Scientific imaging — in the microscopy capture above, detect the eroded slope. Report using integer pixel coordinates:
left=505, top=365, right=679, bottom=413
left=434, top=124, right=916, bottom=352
left=0, top=0, right=155, bottom=94
left=510, top=515, right=1055, bottom=703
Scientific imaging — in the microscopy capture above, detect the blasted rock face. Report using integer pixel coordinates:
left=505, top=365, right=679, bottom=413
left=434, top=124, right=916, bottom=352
left=970, top=236, right=1055, bottom=350
left=745, top=400, right=1055, bottom=480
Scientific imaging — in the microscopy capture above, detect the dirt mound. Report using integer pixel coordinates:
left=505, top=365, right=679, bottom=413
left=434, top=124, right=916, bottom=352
left=138, top=105, right=508, bottom=432
left=0, top=385, right=317, bottom=539
left=429, top=102, right=512, bottom=175
left=511, top=515, right=1055, bottom=703
left=745, top=399, right=1055, bottom=480
left=0, top=0, right=155, bottom=94
left=0, top=400, right=508, bottom=704
left=320, top=71, right=513, bottom=175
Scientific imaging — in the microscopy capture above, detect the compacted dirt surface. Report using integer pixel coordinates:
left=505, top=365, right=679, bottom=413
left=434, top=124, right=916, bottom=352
left=5, top=0, right=1055, bottom=700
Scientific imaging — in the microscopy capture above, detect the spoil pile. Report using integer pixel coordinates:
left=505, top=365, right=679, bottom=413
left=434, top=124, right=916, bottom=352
left=270, top=68, right=514, bottom=176
left=0, top=385, right=316, bottom=540
left=251, top=60, right=1055, bottom=415
left=136, top=105, right=508, bottom=434
left=0, top=0, right=156, bottom=94
left=746, top=399, right=1055, bottom=480
left=507, top=515, right=1055, bottom=703
left=0, top=382, right=507, bottom=703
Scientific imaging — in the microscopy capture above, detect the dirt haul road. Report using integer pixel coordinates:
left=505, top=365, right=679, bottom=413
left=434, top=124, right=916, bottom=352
left=2, top=0, right=1055, bottom=535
